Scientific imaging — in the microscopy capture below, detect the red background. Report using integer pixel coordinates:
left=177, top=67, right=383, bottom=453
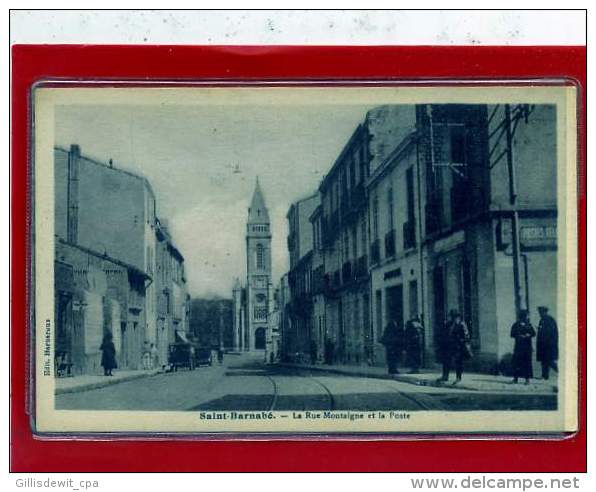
left=11, top=45, right=586, bottom=472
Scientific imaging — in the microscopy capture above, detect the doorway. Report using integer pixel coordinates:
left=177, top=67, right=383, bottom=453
left=255, top=327, right=266, bottom=350
left=385, top=285, right=404, bottom=330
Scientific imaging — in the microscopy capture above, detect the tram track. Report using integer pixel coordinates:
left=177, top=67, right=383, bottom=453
left=266, top=373, right=335, bottom=411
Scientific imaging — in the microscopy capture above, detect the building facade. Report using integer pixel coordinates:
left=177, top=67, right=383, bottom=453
left=232, top=179, right=273, bottom=352
left=318, top=107, right=412, bottom=365
left=284, top=194, right=319, bottom=361
left=367, top=104, right=557, bottom=372
left=54, top=145, right=188, bottom=376
left=155, top=218, right=191, bottom=367
left=284, top=103, right=558, bottom=374
left=55, top=239, right=149, bottom=375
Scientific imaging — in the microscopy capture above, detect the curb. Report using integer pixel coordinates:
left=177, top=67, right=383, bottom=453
left=55, top=370, right=161, bottom=395
left=279, top=364, right=557, bottom=394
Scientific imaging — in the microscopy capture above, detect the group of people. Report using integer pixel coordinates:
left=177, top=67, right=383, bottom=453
left=510, top=306, right=559, bottom=384
left=380, top=315, right=425, bottom=375
left=380, top=306, right=559, bottom=385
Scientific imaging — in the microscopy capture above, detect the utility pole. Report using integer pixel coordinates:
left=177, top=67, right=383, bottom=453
left=505, top=105, right=523, bottom=316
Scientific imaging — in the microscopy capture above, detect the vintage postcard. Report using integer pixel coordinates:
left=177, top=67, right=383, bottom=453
left=33, top=85, right=578, bottom=434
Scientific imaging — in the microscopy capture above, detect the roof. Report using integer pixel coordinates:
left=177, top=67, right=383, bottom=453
left=56, top=237, right=151, bottom=281
left=247, top=177, right=270, bottom=224
left=55, top=145, right=156, bottom=199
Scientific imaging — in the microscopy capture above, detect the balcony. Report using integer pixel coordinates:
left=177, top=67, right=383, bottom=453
left=403, top=220, right=416, bottom=250
left=342, top=261, right=353, bottom=284
left=340, top=183, right=366, bottom=225
left=322, top=211, right=341, bottom=247
left=370, top=239, right=380, bottom=265
left=384, top=229, right=396, bottom=258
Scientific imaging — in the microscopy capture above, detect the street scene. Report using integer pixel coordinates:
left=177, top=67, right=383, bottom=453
left=51, top=93, right=563, bottom=418
left=56, top=353, right=555, bottom=412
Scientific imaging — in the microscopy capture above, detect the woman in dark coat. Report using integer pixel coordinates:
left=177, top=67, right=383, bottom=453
left=100, top=332, right=117, bottom=376
left=510, top=310, right=536, bottom=384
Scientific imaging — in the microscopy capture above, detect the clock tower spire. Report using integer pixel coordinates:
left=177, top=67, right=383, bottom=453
left=245, top=176, right=272, bottom=351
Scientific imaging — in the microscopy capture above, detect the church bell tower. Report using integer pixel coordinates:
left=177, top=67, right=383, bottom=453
left=245, top=177, right=272, bottom=351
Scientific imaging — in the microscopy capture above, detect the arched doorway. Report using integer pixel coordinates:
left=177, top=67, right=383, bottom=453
left=255, top=327, right=266, bottom=350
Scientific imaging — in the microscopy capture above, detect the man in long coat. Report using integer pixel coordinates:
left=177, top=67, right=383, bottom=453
left=437, top=310, right=471, bottom=384
left=536, top=306, right=559, bottom=380
left=510, top=309, right=536, bottom=384
left=380, top=318, right=404, bottom=375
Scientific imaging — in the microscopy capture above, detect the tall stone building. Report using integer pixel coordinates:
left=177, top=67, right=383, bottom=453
left=232, top=178, right=273, bottom=351
left=54, top=145, right=189, bottom=376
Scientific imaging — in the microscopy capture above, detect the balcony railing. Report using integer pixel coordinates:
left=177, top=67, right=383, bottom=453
left=340, top=183, right=366, bottom=224
left=384, top=229, right=396, bottom=258
left=370, top=239, right=380, bottom=265
left=403, top=220, right=416, bottom=250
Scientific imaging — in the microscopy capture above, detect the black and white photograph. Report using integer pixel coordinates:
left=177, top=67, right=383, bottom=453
left=33, top=86, right=578, bottom=434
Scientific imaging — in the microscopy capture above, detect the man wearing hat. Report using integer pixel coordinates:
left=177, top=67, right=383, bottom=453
left=437, top=309, right=472, bottom=384
left=536, top=306, right=559, bottom=380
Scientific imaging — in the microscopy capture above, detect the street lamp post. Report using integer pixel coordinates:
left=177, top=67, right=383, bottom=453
left=504, top=104, right=524, bottom=316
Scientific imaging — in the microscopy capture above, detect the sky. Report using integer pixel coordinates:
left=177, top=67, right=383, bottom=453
left=55, top=100, right=373, bottom=298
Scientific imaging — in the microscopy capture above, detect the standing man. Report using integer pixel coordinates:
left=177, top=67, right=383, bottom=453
left=536, top=306, right=559, bottom=380
left=405, top=315, right=424, bottom=374
left=437, top=310, right=471, bottom=384
left=380, top=318, right=404, bottom=375
left=510, top=310, right=536, bottom=384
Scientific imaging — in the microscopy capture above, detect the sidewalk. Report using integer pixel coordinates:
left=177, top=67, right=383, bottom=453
left=55, top=369, right=161, bottom=395
left=281, top=362, right=558, bottom=394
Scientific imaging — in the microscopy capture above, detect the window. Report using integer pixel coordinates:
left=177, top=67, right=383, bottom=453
left=450, top=125, right=466, bottom=164
left=387, top=187, right=394, bottom=230
left=254, top=306, right=267, bottom=321
left=406, top=167, right=415, bottom=222
left=256, top=244, right=265, bottom=270
left=360, top=145, right=367, bottom=181
left=372, top=196, right=379, bottom=239
left=361, top=217, right=367, bottom=255
left=343, top=232, right=350, bottom=259
left=433, top=124, right=466, bottom=166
